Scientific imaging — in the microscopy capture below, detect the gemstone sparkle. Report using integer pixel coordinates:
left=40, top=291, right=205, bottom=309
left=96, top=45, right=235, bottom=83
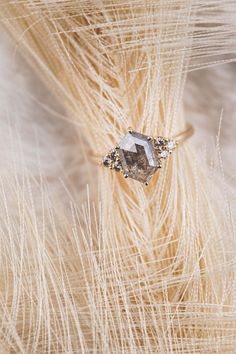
left=118, top=132, right=161, bottom=183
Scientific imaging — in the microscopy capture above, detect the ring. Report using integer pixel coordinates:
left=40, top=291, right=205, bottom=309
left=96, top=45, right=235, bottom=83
left=96, top=123, right=193, bottom=185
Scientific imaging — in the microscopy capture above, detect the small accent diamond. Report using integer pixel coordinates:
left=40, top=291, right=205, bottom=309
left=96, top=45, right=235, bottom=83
left=114, top=161, right=122, bottom=171
left=153, top=137, right=166, bottom=147
left=167, top=140, right=176, bottom=150
left=160, top=150, right=169, bottom=159
left=103, top=157, right=112, bottom=167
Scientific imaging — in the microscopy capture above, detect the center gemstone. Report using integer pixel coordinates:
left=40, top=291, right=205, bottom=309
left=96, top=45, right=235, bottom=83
left=118, top=132, right=160, bottom=183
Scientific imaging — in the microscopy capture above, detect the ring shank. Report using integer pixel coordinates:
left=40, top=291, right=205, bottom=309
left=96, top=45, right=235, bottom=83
left=173, top=123, right=194, bottom=145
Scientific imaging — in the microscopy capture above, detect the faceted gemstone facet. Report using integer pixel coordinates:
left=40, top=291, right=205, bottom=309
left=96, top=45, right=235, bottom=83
left=118, top=132, right=160, bottom=183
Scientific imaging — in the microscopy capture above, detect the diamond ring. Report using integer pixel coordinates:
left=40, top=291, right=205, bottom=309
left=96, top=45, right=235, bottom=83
left=100, top=123, right=193, bottom=185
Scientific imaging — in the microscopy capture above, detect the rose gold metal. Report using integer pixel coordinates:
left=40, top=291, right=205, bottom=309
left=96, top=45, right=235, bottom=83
left=173, top=123, right=194, bottom=145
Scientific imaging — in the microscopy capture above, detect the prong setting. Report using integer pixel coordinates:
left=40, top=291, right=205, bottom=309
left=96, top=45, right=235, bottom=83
left=102, top=128, right=177, bottom=185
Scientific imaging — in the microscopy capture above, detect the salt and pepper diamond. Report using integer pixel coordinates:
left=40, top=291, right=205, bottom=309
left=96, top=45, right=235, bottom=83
left=102, top=130, right=176, bottom=185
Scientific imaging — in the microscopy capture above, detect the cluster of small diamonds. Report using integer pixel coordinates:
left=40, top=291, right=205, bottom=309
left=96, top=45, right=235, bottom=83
left=152, top=136, right=177, bottom=161
left=102, top=147, right=122, bottom=172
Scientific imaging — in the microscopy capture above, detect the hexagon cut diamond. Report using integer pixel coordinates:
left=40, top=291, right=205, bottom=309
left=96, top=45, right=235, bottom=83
left=118, top=132, right=160, bottom=183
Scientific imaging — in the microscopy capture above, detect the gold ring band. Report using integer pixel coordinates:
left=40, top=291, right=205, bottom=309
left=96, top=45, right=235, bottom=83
left=173, top=123, right=194, bottom=145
